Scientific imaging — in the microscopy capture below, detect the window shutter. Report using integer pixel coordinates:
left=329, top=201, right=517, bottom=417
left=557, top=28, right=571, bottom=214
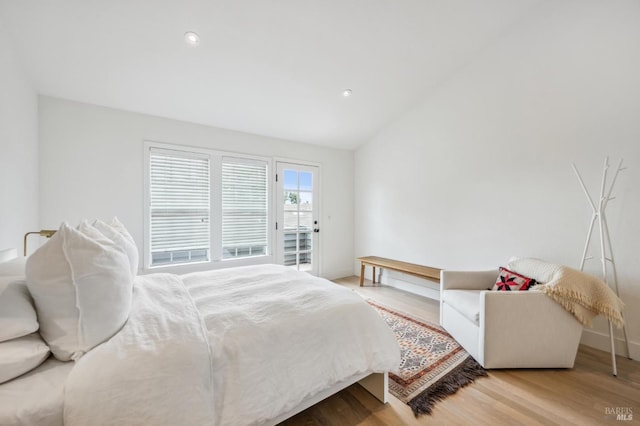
left=222, top=158, right=268, bottom=259
left=149, top=150, right=210, bottom=266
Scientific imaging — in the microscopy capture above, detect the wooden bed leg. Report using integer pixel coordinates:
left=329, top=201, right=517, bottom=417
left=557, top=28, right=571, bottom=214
left=358, top=372, right=388, bottom=404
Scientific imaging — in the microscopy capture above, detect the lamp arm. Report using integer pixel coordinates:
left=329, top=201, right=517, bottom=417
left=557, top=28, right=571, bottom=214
left=23, top=230, right=57, bottom=257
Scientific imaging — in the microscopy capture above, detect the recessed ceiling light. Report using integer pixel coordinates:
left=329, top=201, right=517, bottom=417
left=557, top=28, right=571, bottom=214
left=184, top=31, right=200, bottom=46
left=342, top=89, right=353, bottom=97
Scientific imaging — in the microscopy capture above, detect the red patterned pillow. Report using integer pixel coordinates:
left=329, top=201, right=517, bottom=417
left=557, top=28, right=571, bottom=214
left=493, top=267, right=537, bottom=291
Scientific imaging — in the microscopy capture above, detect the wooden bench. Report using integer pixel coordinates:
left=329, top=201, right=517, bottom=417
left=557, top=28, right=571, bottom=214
left=357, top=256, right=441, bottom=287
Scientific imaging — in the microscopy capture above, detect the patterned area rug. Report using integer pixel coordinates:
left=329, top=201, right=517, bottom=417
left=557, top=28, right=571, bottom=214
left=368, top=301, right=487, bottom=416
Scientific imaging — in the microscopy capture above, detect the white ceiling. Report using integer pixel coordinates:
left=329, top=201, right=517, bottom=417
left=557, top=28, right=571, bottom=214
left=0, top=0, right=541, bottom=150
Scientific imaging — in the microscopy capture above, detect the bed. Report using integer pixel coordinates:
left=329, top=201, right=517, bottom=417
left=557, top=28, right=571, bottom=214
left=0, top=358, right=73, bottom=425
left=0, top=222, right=401, bottom=426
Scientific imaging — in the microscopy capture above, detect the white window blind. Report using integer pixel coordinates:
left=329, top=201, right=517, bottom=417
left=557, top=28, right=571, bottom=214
left=221, top=158, right=268, bottom=259
left=149, top=150, right=210, bottom=266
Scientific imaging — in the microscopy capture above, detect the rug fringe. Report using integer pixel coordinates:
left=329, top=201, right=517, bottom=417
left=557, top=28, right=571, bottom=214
left=407, top=356, right=487, bottom=416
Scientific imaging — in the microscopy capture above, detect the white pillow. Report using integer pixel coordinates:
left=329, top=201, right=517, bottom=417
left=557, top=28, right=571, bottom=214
left=0, top=257, right=27, bottom=277
left=93, top=218, right=138, bottom=277
left=0, top=279, right=39, bottom=342
left=0, top=333, right=50, bottom=384
left=26, top=222, right=133, bottom=361
left=507, top=257, right=561, bottom=284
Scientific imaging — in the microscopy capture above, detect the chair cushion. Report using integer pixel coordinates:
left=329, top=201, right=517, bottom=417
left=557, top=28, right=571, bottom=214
left=441, top=290, right=481, bottom=325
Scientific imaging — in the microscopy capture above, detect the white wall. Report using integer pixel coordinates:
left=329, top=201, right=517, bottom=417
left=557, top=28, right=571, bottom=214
left=0, top=20, right=38, bottom=251
left=39, top=96, right=354, bottom=279
left=355, top=0, right=640, bottom=358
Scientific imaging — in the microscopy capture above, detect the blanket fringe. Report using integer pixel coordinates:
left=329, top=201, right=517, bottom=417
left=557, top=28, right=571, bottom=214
left=407, top=356, right=487, bottom=416
left=542, top=286, right=625, bottom=328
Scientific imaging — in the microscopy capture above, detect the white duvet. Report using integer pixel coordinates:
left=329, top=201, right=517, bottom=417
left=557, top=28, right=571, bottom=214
left=63, top=265, right=400, bottom=426
left=64, top=272, right=215, bottom=425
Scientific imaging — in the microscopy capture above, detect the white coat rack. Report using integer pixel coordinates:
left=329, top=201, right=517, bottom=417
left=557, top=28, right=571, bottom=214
left=572, top=157, right=630, bottom=376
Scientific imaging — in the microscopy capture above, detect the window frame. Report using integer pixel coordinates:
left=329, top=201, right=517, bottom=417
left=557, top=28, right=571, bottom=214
left=143, top=141, right=274, bottom=273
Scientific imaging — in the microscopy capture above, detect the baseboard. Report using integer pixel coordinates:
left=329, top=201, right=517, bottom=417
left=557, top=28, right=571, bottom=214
left=378, top=270, right=440, bottom=301
left=580, top=329, right=639, bottom=361
left=322, top=268, right=355, bottom=281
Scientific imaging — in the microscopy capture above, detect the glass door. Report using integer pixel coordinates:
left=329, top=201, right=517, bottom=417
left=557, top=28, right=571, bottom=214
left=276, top=162, right=319, bottom=275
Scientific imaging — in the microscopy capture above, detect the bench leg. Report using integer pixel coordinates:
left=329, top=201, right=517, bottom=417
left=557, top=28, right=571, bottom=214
left=360, top=263, right=365, bottom=287
left=372, top=266, right=376, bottom=285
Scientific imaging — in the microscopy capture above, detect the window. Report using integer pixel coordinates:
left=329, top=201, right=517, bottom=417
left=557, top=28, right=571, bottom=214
left=222, top=158, right=268, bottom=259
left=145, top=143, right=270, bottom=269
left=149, top=150, right=210, bottom=266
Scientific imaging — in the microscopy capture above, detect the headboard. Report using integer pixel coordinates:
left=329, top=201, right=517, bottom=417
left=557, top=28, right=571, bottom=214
left=0, top=248, right=18, bottom=262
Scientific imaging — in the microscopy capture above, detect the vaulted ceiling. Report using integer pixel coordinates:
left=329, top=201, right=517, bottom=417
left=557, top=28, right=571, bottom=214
left=0, top=0, right=541, bottom=149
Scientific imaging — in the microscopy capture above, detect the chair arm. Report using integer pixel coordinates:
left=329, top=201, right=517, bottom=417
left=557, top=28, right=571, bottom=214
left=481, top=291, right=560, bottom=322
left=479, top=291, right=583, bottom=368
left=440, top=270, right=498, bottom=291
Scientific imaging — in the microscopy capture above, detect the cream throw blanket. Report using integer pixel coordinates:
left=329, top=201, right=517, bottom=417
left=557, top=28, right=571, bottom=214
left=508, top=258, right=624, bottom=328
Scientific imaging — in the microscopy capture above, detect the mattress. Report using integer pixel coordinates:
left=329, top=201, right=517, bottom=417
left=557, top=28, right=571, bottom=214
left=0, top=356, right=73, bottom=426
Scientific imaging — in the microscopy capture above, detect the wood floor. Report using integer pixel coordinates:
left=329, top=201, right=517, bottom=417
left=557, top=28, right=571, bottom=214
left=281, top=276, right=640, bottom=426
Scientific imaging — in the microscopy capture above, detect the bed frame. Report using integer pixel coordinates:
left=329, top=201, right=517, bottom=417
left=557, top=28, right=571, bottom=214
left=266, top=372, right=389, bottom=425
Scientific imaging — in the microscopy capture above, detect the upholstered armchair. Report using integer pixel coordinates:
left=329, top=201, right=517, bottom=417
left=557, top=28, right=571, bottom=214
left=439, top=270, right=583, bottom=369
